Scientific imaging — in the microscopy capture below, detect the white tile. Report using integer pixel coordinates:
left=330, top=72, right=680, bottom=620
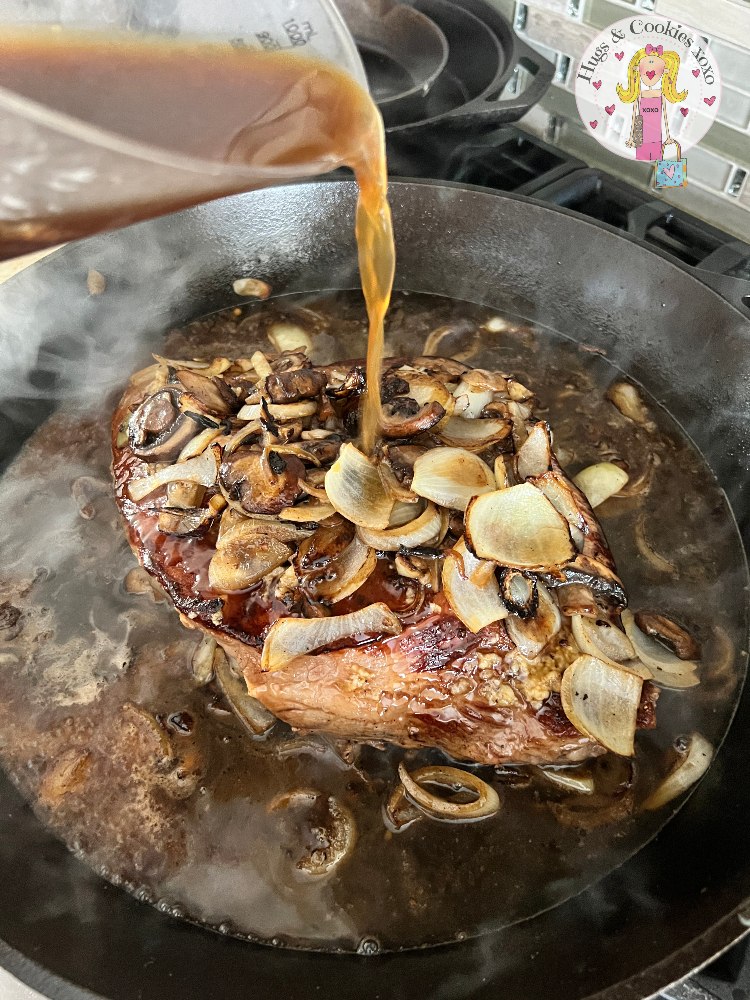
left=717, top=88, right=750, bottom=131
left=711, top=39, right=750, bottom=95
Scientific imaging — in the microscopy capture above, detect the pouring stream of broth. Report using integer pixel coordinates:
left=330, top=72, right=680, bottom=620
left=0, top=30, right=393, bottom=445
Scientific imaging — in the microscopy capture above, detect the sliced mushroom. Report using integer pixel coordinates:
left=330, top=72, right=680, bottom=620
left=633, top=611, right=701, bottom=661
left=209, top=532, right=293, bottom=592
left=605, top=381, right=655, bottom=430
left=172, top=369, right=237, bottom=422
left=128, top=388, right=199, bottom=461
left=219, top=447, right=305, bottom=515
left=265, top=368, right=326, bottom=404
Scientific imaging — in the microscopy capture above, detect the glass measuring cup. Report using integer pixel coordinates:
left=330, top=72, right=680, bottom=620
left=0, top=0, right=369, bottom=258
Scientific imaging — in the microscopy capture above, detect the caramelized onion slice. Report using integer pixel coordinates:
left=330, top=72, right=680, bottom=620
left=397, top=763, right=500, bottom=822
left=442, top=538, right=507, bottom=633
left=261, top=602, right=402, bottom=672
left=438, top=415, right=510, bottom=450
left=128, top=446, right=219, bottom=501
left=505, top=583, right=561, bottom=659
left=516, top=422, right=552, bottom=480
left=560, top=655, right=643, bottom=756
left=411, top=448, right=496, bottom=512
left=314, top=536, right=377, bottom=603
left=465, top=484, right=574, bottom=570
left=573, top=463, right=629, bottom=508
left=278, top=503, right=336, bottom=523
left=214, top=648, right=276, bottom=736
left=570, top=614, right=647, bottom=677
left=643, top=733, right=714, bottom=810
left=621, top=609, right=699, bottom=686
left=209, top=535, right=292, bottom=593
left=358, top=501, right=442, bottom=552
left=536, top=765, right=595, bottom=795
left=324, top=443, right=394, bottom=529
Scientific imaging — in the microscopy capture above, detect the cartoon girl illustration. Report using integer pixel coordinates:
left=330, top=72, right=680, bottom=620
left=617, top=44, right=687, bottom=161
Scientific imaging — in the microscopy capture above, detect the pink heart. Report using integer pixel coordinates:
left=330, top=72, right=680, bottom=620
left=593, top=79, right=602, bottom=90
left=692, top=68, right=700, bottom=77
left=589, top=120, right=598, bottom=129
left=646, top=70, right=656, bottom=80
left=704, top=95, right=716, bottom=106
left=680, top=107, right=689, bottom=117
left=663, top=164, right=675, bottom=179
left=605, top=104, right=615, bottom=116
left=615, top=51, right=624, bottom=60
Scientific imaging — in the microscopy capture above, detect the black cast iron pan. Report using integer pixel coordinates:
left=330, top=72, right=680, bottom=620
left=0, top=180, right=748, bottom=1000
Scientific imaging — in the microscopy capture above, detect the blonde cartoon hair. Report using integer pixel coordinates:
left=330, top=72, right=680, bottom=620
left=616, top=47, right=687, bottom=103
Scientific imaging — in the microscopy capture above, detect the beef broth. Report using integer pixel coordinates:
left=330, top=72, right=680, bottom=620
left=0, top=293, right=745, bottom=950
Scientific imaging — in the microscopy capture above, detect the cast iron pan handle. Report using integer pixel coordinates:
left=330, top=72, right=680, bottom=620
left=442, top=33, right=554, bottom=127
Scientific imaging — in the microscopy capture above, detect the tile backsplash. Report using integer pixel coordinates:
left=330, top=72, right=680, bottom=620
left=490, top=0, right=750, bottom=239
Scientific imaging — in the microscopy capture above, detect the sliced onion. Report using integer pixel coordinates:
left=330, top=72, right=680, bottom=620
left=452, top=381, right=493, bottom=419
left=314, top=535, right=377, bottom=603
left=267, top=322, right=313, bottom=354
left=438, top=415, right=510, bottom=450
left=536, top=765, right=595, bottom=794
left=411, top=447, right=496, bottom=512
left=209, top=535, right=292, bottom=592
left=397, top=763, right=500, bottom=822
left=177, top=426, right=222, bottom=462
left=621, top=609, right=699, bottom=688
left=128, top=445, right=219, bottom=501
left=532, top=471, right=585, bottom=531
left=237, top=400, right=318, bottom=421
left=233, top=277, right=271, bottom=298
left=358, top=501, right=442, bottom=552
left=378, top=461, right=420, bottom=504
left=278, top=503, right=336, bottom=523
left=573, top=463, right=629, bottom=508
left=324, top=443, right=393, bottom=529
left=494, top=455, right=510, bottom=489
left=465, top=484, right=574, bottom=570
left=442, top=537, right=508, bottom=633
left=222, top=420, right=262, bottom=456
left=560, top=654, right=643, bottom=756
left=570, top=614, right=646, bottom=678
left=516, top=422, right=552, bottom=480
left=153, top=354, right=232, bottom=377
left=505, top=583, right=561, bottom=659
left=191, top=634, right=217, bottom=685
left=643, top=733, right=714, bottom=810
left=214, top=648, right=276, bottom=735
left=389, top=498, right=424, bottom=527
left=261, top=602, right=402, bottom=672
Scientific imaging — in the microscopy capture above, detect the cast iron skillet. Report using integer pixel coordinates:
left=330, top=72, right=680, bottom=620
left=0, top=180, right=748, bottom=1000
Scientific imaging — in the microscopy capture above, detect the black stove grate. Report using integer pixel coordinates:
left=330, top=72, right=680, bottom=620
left=388, top=123, right=750, bottom=310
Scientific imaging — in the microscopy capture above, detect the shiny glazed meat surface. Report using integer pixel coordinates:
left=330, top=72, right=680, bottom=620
left=113, top=347, right=657, bottom=766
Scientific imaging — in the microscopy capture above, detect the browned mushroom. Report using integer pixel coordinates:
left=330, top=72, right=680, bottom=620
left=266, top=368, right=327, bottom=404
left=219, top=447, right=305, bottom=515
left=634, top=611, right=701, bottom=661
left=128, top=388, right=199, bottom=461
left=157, top=507, right=215, bottom=537
left=172, top=369, right=238, bottom=423
left=381, top=400, right=446, bottom=439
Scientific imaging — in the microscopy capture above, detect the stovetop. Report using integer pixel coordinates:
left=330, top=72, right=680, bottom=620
left=387, top=123, right=750, bottom=316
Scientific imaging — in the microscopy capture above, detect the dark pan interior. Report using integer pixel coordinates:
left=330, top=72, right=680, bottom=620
left=0, top=180, right=748, bottom=1000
